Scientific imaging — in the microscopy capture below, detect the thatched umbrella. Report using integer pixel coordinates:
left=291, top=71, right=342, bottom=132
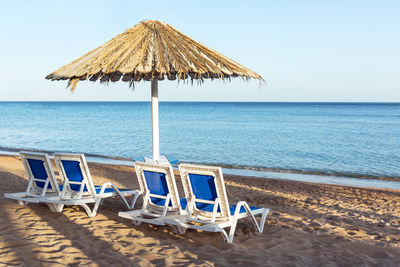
left=46, top=20, right=263, bottom=161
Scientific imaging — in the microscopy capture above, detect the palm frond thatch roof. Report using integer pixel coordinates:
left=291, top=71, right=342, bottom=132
left=46, top=20, right=263, bottom=91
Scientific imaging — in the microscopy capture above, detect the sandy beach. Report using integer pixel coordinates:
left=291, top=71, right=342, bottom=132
left=0, top=154, right=399, bottom=266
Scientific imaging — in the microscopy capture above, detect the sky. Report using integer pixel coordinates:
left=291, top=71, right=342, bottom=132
left=0, top=0, right=399, bottom=102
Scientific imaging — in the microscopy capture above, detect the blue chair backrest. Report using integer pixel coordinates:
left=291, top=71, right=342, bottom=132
left=27, top=158, right=51, bottom=189
left=143, top=170, right=169, bottom=196
left=61, top=160, right=87, bottom=192
left=189, top=173, right=219, bottom=211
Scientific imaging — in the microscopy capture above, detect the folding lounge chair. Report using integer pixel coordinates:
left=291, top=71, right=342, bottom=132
left=4, top=152, right=64, bottom=212
left=43, top=153, right=141, bottom=217
left=118, top=162, right=185, bottom=227
left=166, top=164, right=269, bottom=243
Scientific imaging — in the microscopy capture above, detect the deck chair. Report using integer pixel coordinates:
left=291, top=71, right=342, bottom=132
left=118, top=161, right=185, bottom=227
left=167, top=164, right=269, bottom=243
left=4, top=152, right=64, bottom=211
left=43, top=153, right=141, bottom=217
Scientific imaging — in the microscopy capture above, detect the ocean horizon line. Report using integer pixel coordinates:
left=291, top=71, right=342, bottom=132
left=1, top=100, right=400, bottom=104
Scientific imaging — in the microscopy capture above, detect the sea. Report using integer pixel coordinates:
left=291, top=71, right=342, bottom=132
left=1, top=102, right=400, bottom=189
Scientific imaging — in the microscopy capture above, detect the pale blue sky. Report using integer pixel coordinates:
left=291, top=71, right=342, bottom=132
left=0, top=0, right=399, bottom=102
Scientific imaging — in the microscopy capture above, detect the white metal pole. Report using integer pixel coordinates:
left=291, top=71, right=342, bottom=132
left=151, top=78, right=160, bottom=161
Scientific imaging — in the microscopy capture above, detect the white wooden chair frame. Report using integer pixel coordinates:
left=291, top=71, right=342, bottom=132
left=4, top=152, right=63, bottom=212
left=42, top=153, right=141, bottom=217
left=118, top=162, right=184, bottom=226
left=165, top=164, right=269, bottom=243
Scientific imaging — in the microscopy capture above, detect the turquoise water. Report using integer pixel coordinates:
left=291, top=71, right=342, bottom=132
left=0, top=102, right=399, bottom=179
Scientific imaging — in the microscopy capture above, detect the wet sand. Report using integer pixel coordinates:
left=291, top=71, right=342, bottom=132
left=0, top=154, right=399, bottom=266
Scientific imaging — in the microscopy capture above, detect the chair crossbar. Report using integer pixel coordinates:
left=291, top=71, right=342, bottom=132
left=193, top=198, right=216, bottom=204
left=32, top=178, right=47, bottom=181
left=148, top=193, right=168, bottom=199
left=66, top=181, right=84, bottom=185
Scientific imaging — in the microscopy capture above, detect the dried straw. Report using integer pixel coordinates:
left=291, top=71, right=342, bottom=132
left=46, top=20, right=263, bottom=91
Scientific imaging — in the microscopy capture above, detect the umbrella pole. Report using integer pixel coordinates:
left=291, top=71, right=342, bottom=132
left=151, top=78, right=160, bottom=161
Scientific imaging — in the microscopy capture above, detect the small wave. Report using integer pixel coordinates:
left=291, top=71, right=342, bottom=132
left=182, top=161, right=400, bottom=181
left=1, top=146, right=399, bottom=181
left=0, top=146, right=131, bottom=161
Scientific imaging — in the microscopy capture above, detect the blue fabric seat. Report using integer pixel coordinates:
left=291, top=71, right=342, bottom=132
left=186, top=173, right=261, bottom=215
left=28, top=158, right=51, bottom=189
left=229, top=204, right=260, bottom=215
left=144, top=170, right=169, bottom=196
left=179, top=200, right=259, bottom=215
left=150, top=197, right=187, bottom=209
left=62, top=160, right=131, bottom=195
left=144, top=170, right=187, bottom=209
left=61, top=160, right=87, bottom=192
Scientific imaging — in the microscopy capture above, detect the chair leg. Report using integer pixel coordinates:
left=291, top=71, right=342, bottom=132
left=54, top=204, right=64, bottom=213
left=224, top=211, right=268, bottom=243
left=257, top=208, right=269, bottom=233
left=81, top=204, right=95, bottom=217
left=227, top=219, right=239, bottom=243
left=98, top=183, right=137, bottom=210
left=247, top=208, right=269, bottom=233
left=89, top=197, right=104, bottom=217
left=220, top=228, right=234, bottom=243
left=89, top=197, right=107, bottom=217
left=229, top=202, right=270, bottom=242
left=171, top=225, right=187, bottom=235
left=46, top=203, right=64, bottom=213
left=46, top=203, right=56, bottom=212
left=129, top=192, right=141, bottom=209
left=17, top=200, right=27, bottom=206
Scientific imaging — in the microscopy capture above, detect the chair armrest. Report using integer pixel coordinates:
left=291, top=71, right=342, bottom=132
left=232, top=201, right=252, bottom=217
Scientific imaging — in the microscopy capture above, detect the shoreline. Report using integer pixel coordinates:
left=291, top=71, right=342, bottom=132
left=1, top=147, right=400, bottom=191
left=1, top=152, right=399, bottom=194
left=2, top=145, right=398, bottom=180
left=0, top=154, right=399, bottom=265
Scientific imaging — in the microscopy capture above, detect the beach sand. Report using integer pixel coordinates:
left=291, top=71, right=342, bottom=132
left=0, top=154, right=399, bottom=266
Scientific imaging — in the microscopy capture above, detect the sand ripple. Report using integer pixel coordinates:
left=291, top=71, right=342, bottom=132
left=0, top=155, right=399, bottom=266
